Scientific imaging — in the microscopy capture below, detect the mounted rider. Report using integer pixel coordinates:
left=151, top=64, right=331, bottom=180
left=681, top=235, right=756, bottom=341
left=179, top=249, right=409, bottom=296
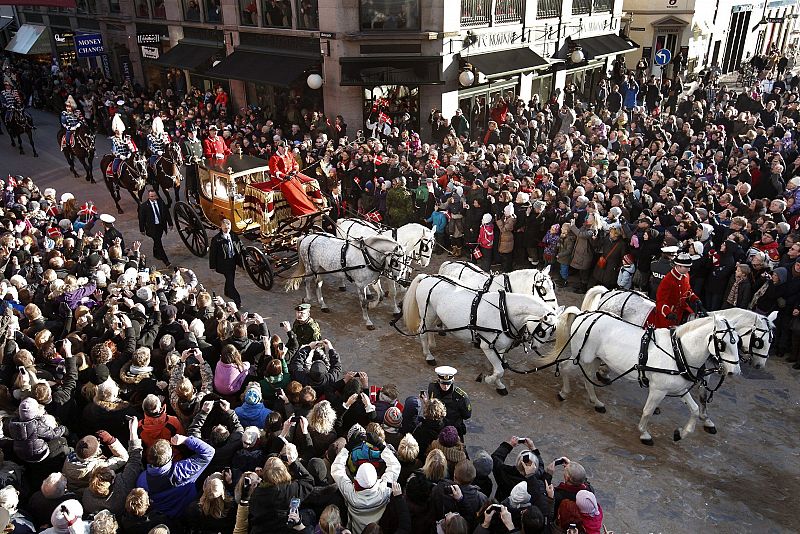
left=651, top=252, right=704, bottom=329
left=147, top=116, right=171, bottom=170
left=1, top=80, right=23, bottom=122
left=110, top=113, right=138, bottom=177
left=60, top=95, right=83, bottom=150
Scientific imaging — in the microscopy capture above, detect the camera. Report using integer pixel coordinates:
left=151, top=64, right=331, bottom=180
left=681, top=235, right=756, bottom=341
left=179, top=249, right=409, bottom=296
left=554, top=457, right=567, bottom=466
left=521, top=452, right=533, bottom=465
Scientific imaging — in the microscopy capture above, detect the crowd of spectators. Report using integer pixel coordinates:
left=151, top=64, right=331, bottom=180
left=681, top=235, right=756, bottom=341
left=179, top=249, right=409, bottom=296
left=3, top=46, right=800, bottom=532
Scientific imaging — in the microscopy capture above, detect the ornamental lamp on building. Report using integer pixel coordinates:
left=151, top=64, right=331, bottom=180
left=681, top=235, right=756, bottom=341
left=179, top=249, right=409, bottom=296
left=570, top=47, right=585, bottom=64
left=458, top=67, right=475, bottom=87
left=306, top=73, right=323, bottom=90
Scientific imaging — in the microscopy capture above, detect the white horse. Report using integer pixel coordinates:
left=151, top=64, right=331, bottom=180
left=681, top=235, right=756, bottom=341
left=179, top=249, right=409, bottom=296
left=439, top=261, right=558, bottom=309
left=287, top=233, right=408, bottom=329
left=403, top=273, right=560, bottom=395
left=537, top=308, right=742, bottom=445
left=337, top=219, right=435, bottom=314
left=580, top=286, right=776, bottom=369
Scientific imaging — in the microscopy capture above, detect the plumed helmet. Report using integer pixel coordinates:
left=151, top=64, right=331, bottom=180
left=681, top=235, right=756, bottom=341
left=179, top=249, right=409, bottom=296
left=65, top=95, right=77, bottom=108
left=151, top=116, right=164, bottom=134
left=111, top=114, right=125, bottom=134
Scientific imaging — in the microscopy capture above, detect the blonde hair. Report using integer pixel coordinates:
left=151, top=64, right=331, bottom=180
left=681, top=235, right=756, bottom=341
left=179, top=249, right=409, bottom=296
left=199, top=476, right=230, bottom=519
left=424, top=398, right=447, bottom=421
left=423, top=448, right=448, bottom=482
left=176, top=377, right=194, bottom=401
left=125, top=488, right=150, bottom=516
left=307, top=400, right=336, bottom=434
left=318, top=505, right=343, bottom=534
left=262, top=457, right=292, bottom=487
left=397, top=434, right=420, bottom=462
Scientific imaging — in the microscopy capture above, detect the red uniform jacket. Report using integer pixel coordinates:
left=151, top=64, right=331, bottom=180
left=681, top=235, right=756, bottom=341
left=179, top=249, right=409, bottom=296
left=652, top=268, right=699, bottom=328
left=269, top=152, right=299, bottom=177
left=203, top=136, right=231, bottom=159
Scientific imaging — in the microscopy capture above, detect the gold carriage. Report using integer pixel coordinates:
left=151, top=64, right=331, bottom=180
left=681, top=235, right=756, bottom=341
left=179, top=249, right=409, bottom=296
left=172, top=153, right=327, bottom=290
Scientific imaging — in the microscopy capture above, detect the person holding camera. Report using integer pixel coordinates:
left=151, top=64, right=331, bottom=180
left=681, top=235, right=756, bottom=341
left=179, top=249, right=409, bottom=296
left=288, top=338, right=341, bottom=399
left=249, top=451, right=315, bottom=534
left=490, top=436, right=550, bottom=520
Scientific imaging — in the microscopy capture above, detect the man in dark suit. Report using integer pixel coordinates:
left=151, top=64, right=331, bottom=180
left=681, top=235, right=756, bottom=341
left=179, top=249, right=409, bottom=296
left=138, top=188, right=173, bottom=266
left=209, top=218, right=241, bottom=306
left=323, top=182, right=346, bottom=232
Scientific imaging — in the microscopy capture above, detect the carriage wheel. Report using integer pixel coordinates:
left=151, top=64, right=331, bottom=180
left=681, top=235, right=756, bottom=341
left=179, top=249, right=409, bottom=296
left=243, top=246, right=274, bottom=291
left=174, top=201, right=208, bottom=257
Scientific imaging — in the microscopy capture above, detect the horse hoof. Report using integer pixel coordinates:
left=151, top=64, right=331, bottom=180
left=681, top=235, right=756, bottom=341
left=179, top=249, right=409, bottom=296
left=321, top=307, right=331, bottom=313
left=392, top=311, right=402, bottom=319
left=426, top=359, right=437, bottom=366
left=640, top=438, right=654, bottom=446
left=338, top=287, right=346, bottom=292
left=496, top=387, right=509, bottom=396
left=557, top=392, right=566, bottom=402
left=475, top=372, right=484, bottom=382
left=594, top=405, right=606, bottom=414
left=654, top=407, right=661, bottom=415
left=703, top=425, right=718, bottom=435
left=673, top=429, right=682, bottom=442
left=595, top=371, right=612, bottom=385
left=366, top=324, right=375, bottom=330
left=34, top=153, right=39, bottom=158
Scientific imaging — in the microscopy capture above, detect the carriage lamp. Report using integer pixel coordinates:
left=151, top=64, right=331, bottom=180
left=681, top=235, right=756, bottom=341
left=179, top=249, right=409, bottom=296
left=570, top=47, right=585, bottom=64
left=458, top=68, right=475, bottom=87
left=306, top=73, right=323, bottom=90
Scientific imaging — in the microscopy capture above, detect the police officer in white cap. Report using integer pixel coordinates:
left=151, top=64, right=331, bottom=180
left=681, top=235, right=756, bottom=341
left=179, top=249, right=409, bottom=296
left=648, top=245, right=678, bottom=299
left=426, top=365, right=471, bottom=438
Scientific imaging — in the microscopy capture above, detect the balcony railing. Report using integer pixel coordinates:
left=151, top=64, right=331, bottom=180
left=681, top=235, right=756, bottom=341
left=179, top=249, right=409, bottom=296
left=593, top=0, right=612, bottom=12
left=572, top=0, right=591, bottom=15
left=460, top=0, right=491, bottom=27
left=537, top=0, right=561, bottom=19
left=494, top=0, right=523, bottom=23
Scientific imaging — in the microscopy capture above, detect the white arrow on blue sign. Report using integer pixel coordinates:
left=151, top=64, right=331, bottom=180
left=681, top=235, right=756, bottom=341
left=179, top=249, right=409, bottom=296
left=654, top=48, right=672, bottom=66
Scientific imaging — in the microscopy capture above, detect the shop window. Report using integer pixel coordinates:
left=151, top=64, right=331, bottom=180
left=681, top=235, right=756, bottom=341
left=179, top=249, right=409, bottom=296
left=206, top=0, right=223, bottom=22
left=184, top=0, right=202, bottom=21
left=135, top=0, right=150, bottom=17
left=296, top=0, right=319, bottom=29
left=494, top=0, right=522, bottom=24
left=262, top=0, right=292, bottom=27
left=240, top=0, right=259, bottom=25
left=109, top=0, right=121, bottom=14
left=363, top=85, right=419, bottom=132
left=360, top=0, right=420, bottom=31
left=152, top=0, right=166, bottom=18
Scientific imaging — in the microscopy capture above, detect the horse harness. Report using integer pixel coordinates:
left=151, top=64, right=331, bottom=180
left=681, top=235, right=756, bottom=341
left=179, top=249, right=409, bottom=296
left=450, top=261, right=554, bottom=304
left=597, top=288, right=645, bottom=318
left=303, top=234, right=402, bottom=283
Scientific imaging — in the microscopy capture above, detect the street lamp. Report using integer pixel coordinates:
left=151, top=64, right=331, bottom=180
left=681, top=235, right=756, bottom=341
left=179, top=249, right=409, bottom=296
left=306, top=73, right=323, bottom=90
left=458, top=68, right=475, bottom=87
left=570, top=46, right=585, bottom=64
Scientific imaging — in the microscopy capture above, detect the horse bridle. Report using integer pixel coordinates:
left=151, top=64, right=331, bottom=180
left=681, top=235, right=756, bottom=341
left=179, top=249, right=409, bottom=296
left=741, top=319, right=773, bottom=360
left=409, top=235, right=433, bottom=264
left=532, top=273, right=557, bottom=304
left=707, top=318, right=740, bottom=367
left=518, top=312, right=557, bottom=354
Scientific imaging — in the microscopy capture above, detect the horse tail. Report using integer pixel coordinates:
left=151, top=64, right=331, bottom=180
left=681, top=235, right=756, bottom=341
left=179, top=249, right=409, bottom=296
left=540, top=306, right=582, bottom=366
left=580, top=285, right=608, bottom=311
left=285, top=241, right=308, bottom=292
left=403, top=274, right=426, bottom=333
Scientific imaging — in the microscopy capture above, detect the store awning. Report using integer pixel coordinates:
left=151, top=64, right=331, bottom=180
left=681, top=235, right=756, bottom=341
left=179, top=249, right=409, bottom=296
left=468, top=47, right=549, bottom=77
left=155, top=41, right=221, bottom=70
left=572, top=34, right=639, bottom=60
left=340, top=56, right=442, bottom=86
left=5, top=24, right=50, bottom=55
left=207, top=49, right=319, bottom=87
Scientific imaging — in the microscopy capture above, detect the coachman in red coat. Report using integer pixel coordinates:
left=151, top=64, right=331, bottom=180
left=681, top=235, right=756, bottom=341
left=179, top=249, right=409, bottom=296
left=203, top=125, right=231, bottom=159
left=651, top=253, right=702, bottom=328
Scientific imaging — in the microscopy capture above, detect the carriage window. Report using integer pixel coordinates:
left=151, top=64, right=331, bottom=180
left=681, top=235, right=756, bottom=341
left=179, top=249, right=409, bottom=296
left=214, top=175, right=229, bottom=199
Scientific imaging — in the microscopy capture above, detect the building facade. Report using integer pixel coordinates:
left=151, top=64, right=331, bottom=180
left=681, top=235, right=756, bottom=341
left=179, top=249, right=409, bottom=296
left=622, top=0, right=800, bottom=76
left=11, top=0, right=635, bottom=137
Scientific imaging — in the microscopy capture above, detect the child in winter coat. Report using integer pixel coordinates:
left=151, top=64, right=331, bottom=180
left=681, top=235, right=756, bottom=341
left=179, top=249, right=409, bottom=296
left=555, top=222, right=576, bottom=287
left=426, top=206, right=449, bottom=253
left=542, top=223, right=560, bottom=267
left=476, top=213, right=495, bottom=271
left=617, top=253, right=636, bottom=289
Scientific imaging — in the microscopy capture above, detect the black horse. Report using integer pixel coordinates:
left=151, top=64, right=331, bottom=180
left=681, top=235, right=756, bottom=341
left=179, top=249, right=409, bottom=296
left=58, top=124, right=96, bottom=183
left=149, top=141, right=183, bottom=207
left=100, top=152, right=148, bottom=214
left=3, top=107, right=37, bottom=157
